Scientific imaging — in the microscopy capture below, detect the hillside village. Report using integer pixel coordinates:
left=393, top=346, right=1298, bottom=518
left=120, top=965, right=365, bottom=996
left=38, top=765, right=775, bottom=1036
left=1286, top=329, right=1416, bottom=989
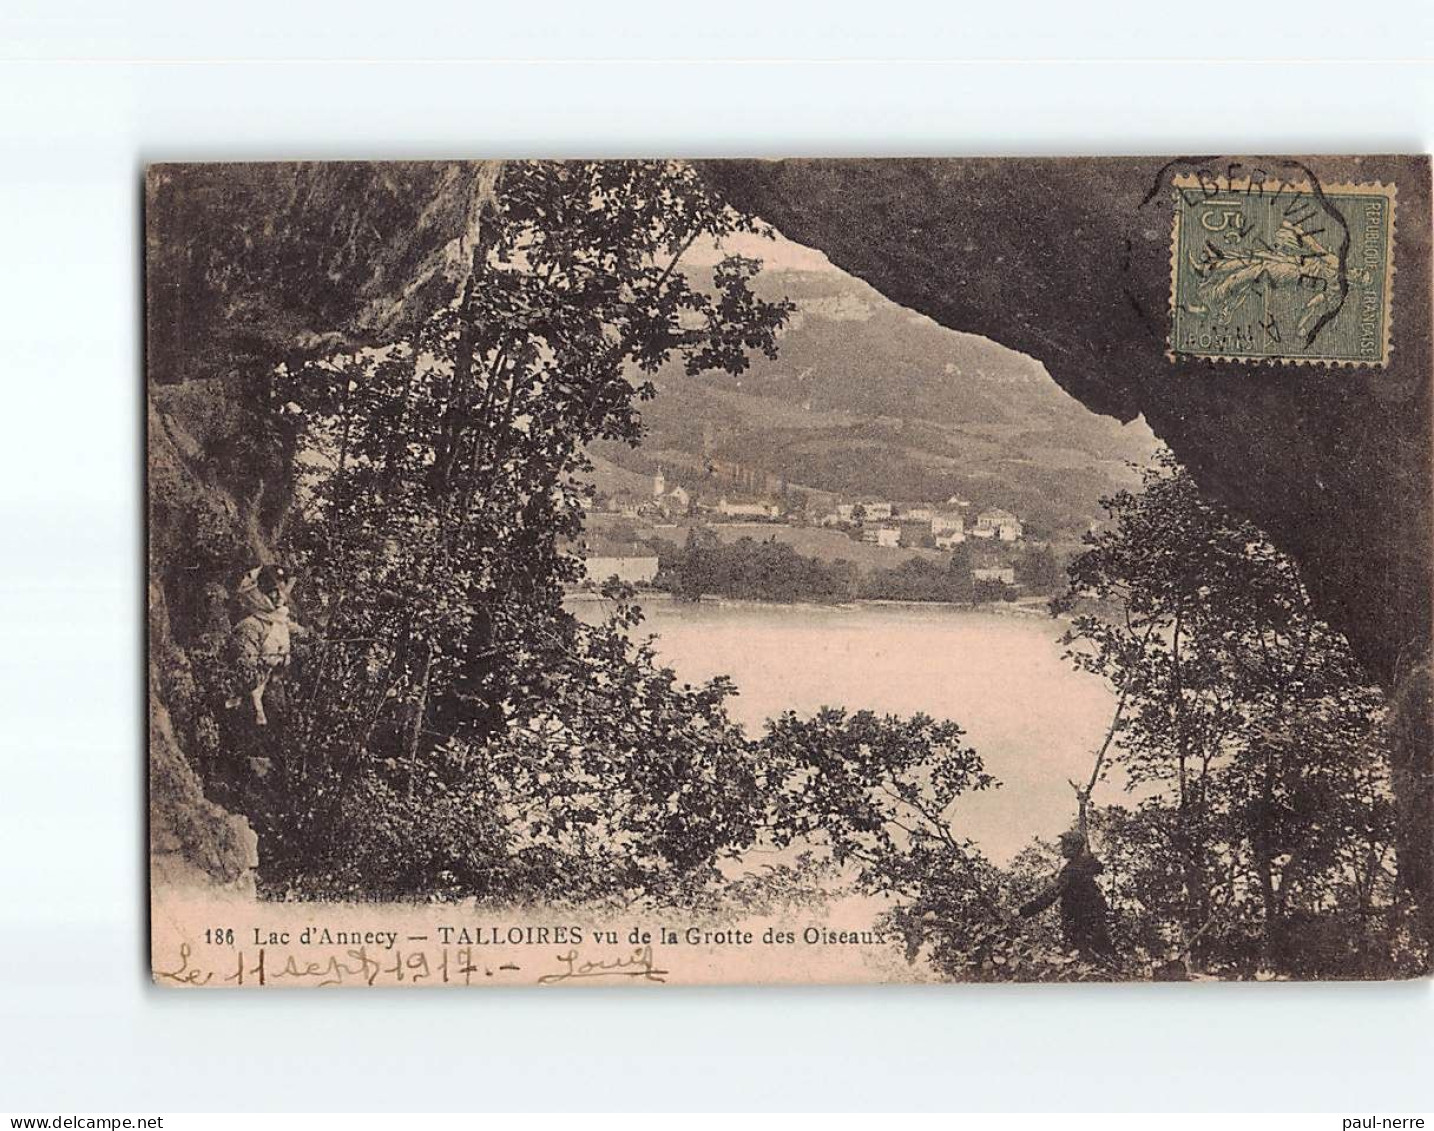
left=580, top=468, right=1048, bottom=600
left=567, top=266, right=1154, bottom=606
left=567, top=264, right=1155, bottom=604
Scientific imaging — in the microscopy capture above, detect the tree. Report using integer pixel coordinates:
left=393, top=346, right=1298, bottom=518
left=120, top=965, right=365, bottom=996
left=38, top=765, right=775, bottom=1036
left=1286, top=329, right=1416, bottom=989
left=945, top=543, right=974, bottom=603
left=755, top=708, right=1124, bottom=982
left=1056, top=450, right=1407, bottom=975
left=760, top=708, right=1003, bottom=952
left=673, top=526, right=713, bottom=602
left=259, top=160, right=793, bottom=901
left=1017, top=543, right=1060, bottom=592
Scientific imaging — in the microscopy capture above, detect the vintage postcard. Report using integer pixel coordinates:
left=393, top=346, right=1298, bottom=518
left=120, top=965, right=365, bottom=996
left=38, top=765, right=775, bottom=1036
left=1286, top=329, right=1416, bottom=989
left=147, top=156, right=1432, bottom=987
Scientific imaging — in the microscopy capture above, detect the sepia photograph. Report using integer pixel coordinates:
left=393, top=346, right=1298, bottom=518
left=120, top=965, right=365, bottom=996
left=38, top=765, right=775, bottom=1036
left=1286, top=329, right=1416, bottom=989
left=146, top=157, right=1432, bottom=987
left=3, top=10, right=1434, bottom=1117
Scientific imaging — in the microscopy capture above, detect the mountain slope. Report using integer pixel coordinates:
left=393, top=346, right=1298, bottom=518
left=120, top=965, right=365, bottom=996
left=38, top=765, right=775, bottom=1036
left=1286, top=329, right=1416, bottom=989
left=594, top=265, right=1158, bottom=541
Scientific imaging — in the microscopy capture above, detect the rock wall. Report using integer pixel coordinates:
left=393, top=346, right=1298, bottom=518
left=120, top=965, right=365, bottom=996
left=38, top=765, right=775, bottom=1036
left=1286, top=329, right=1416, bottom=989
left=145, top=161, right=499, bottom=894
left=147, top=386, right=265, bottom=892
left=146, top=161, right=499, bottom=388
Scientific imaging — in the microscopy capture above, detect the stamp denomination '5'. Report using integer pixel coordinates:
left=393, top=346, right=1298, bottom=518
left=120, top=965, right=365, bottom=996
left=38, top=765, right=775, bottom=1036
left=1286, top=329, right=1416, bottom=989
left=1169, top=173, right=1395, bottom=366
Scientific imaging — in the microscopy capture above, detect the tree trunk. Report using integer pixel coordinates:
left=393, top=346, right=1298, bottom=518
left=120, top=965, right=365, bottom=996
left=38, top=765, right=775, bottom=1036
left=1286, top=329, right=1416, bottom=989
left=1388, top=657, right=1434, bottom=963
left=1253, top=738, right=1281, bottom=966
left=406, top=643, right=434, bottom=800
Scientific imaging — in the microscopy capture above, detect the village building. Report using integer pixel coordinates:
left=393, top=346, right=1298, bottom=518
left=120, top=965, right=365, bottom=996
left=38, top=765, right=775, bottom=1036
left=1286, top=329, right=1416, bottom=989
left=584, top=538, right=660, bottom=586
left=648, top=470, right=692, bottom=517
left=898, top=504, right=934, bottom=522
left=715, top=496, right=780, bottom=520
left=861, top=524, right=901, bottom=548
left=931, top=512, right=965, bottom=540
left=973, top=565, right=1017, bottom=585
left=829, top=500, right=896, bottom=523
left=972, top=507, right=1023, bottom=542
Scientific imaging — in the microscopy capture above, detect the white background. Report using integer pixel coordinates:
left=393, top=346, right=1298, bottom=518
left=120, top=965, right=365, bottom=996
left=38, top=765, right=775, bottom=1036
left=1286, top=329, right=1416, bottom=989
left=1, top=0, right=1433, bottom=1113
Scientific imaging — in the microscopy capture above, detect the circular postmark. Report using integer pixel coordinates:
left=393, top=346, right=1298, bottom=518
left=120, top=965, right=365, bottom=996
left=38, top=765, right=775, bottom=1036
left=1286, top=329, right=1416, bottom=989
left=1136, top=159, right=1393, bottom=368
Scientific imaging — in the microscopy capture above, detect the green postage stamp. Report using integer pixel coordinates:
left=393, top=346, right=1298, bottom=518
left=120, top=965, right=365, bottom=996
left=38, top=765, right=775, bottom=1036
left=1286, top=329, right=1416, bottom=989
left=1169, top=173, right=1396, bottom=366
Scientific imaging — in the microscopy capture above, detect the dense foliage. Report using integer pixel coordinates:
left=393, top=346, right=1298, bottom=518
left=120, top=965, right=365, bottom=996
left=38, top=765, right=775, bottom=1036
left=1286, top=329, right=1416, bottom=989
left=240, top=160, right=793, bottom=899
left=1047, top=451, right=1421, bottom=978
left=655, top=532, right=1035, bottom=604
left=815, top=453, right=1422, bottom=981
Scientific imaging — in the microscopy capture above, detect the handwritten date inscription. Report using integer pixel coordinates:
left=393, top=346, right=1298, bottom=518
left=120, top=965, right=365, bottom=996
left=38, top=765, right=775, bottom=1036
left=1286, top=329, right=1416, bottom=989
left=156, top=942, right=667, bottom=988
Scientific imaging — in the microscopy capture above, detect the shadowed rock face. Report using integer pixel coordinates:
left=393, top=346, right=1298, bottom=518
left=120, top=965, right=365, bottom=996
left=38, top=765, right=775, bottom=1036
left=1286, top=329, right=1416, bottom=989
left=145, top=158, right=1432, bottom=932
left=146, top=161, right=499, bottom=388
left=147, top=161, right=493, bottom=893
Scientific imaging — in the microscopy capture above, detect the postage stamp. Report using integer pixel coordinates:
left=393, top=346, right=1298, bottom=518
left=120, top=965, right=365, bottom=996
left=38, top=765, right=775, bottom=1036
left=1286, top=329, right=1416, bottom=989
left=1168, top=174, right=1396, bottom=366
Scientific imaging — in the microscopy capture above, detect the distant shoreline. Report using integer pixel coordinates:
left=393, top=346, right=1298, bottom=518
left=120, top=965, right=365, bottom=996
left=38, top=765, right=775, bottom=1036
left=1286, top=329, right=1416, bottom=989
left=566, top=589, right=1062, bottom=620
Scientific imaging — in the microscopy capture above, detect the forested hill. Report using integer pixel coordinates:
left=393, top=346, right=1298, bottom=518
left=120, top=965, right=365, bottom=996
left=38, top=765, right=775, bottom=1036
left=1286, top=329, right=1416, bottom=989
left=593, top=264, right=1159, bottom=541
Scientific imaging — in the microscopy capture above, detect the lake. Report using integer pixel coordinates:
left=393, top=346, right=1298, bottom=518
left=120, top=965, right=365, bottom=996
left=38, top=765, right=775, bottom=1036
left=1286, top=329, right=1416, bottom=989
left=578, top=595, right=1122, bottom=863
